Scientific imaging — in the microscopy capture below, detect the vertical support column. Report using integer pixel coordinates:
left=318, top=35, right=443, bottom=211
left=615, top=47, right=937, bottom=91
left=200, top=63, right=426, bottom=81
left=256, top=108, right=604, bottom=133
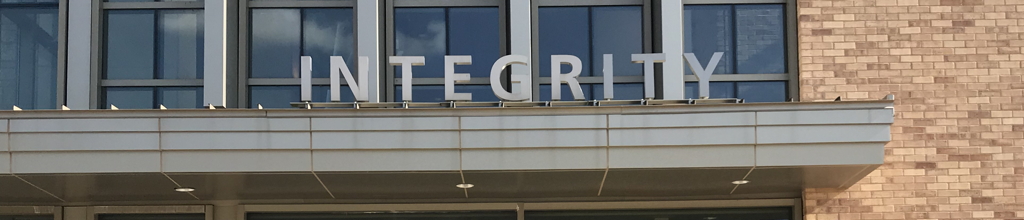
left=66, top=0, right=92, bottom=109
left=204, top=0, right=229, bottom=107
left=212, top=205, right=238, bottom=220
left=63, top=207, right=90, bottom=220
left=661, top=0, right=685, bottom=100
left=510, top=0, right=531, bottom=101
left=357, top=0, right=381, bottom=103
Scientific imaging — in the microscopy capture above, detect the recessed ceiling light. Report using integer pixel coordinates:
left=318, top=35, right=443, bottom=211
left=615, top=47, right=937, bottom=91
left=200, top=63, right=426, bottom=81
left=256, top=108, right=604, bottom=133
left=174, top=187, right=195, bottom=192
left=456, top=183, right=474, bottom=189
left=732, top=180, right=750, bottom=185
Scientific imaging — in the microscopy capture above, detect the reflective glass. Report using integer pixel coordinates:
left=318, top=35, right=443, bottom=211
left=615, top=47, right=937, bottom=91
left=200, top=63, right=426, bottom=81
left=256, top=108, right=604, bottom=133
left=249, top=212, right=515, bottom=220
left=157, top=87, right=203, bottom=108
left=105, top=0, right=201, bottom=2
left=157, top=10, right=203, bottom=79
left=104, top=87, right=203, bottom=109
left=302, top=8, right=354, bottom=78
left=592, top=83, right=644, bottom=100
left=0, top=0, right=57, bottom=3
left=685, top=82, right=736, bottom=99
left=250, top=85, right=350, bottom=108
left=685, top=4, right=785, bottom=74
left=684, top=5, right=733, bottom=75
left=448, top=7, right=500, bottom=78
left=393, top=8, right=445, bottom=78
left=591, top=6, right=643, bottom=77
left=106, top=9, right=203, bottom=79
left=736, top=5, right=785, bottom=74
left=538, top=7, right=587, bottom=78
left=105, top=10, right=155, bottom=79
left=538, top=84, right=591, bottom=101
left=251, top=8, right=354, bottom=79
left=737, top=81, right=786, bottom=102
left=396, top=85, right=498, bottom=102
left=0, top=7, right=58, bottom=109
left=104, top=87, right=153, bottom=109
left=250, top=9, right=300, bottom=78
left=527, top=207, right=791, bottom=220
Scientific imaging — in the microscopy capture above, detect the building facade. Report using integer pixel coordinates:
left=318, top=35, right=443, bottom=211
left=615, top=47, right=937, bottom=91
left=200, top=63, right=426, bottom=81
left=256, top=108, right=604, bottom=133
left=0, top=1, right=1018, bottom=220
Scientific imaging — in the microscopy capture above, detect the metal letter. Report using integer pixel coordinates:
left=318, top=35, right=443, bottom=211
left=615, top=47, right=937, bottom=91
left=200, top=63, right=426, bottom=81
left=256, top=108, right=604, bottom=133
left=300, top=56, right=313, bottom=102
left=550, top=55, right=585, bottom=100
left=390, top=56, right=426, bottom=102
left=490, top=55, right=531, bottom=101
left=631, top=53, right=666, bottom=99
left=684, top=52, right=724, bottom=98
left=335, top=56, right=371, bottom=101
left=445, top=55, right=473, bottom=101
left=661, top=0, right=685, bottom=100
left=603, top=54, right=614, bottom=100
left=357, top=0, right=381, bottom=102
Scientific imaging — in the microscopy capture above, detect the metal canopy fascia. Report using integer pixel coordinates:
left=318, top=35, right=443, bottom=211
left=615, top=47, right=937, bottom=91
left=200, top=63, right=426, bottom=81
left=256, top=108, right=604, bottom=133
left=0, top=100, right=893, bottom=205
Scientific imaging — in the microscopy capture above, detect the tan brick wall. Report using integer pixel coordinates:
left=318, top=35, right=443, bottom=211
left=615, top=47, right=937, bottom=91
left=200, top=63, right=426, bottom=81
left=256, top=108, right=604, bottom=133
left=797, top=0, right=1024, bottom=220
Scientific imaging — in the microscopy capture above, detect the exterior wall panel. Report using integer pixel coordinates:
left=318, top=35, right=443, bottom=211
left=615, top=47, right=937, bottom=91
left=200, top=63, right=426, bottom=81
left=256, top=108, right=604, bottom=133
left=11, top=151, right=161, bottom=173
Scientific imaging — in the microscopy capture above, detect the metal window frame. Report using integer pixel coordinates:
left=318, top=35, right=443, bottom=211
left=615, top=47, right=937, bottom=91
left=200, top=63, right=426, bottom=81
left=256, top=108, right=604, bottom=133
left=678, top=0, right=799, bottom=100
left=531, top=0, right=654, bottom=101
left=236, top=0, right=357, bottom=108
left=384, top=0, right=507, bottom=102
left=0, top=1, right=65, bottom=109
left=239, top=199, right=802, bottom=220
left=92, top=0, right=205, bottom=109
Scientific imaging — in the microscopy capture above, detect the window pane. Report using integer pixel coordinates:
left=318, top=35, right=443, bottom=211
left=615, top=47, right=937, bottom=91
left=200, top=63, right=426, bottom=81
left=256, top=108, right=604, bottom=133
left=157, top=10, right=203, bottom=79
left=735, top=5, right=785, bottom=74
left=303, top=8, right=354, bottom=78
left=394, top=8, right=445, bottom=78
left=105, top=10, right=155, bottom=79
left=105, top=87, right=154, bottom=109
left=249, top=212, right=515, bottom=220
left=538, top=7, right=588, bottom=77
left=250, top=85, right=347, bottom=108
left=592, top=83, right=644, bottom=100
left=396, top=85, right=498, bottom=102
left=156, top=87, right=202, bottom=108
left=0, top=7, right=58, bottom=109
left=105, top=0, right=201, bottom=2
left=448, top=7, right=500, bottom=78
left=684, top=5, right=733, bottom=75
left=737, top=81, right=786, bottom=102
left=527, top=207, right=791, bottom=220
left=685, top=82, right=736, bottom=99
left=538, top=84, right=593, bottom=101
left=591, top=6, right=643, bottom=77
left=250, top=9, right=300, bottom=78
left=0, top=0, right=57, bottom=3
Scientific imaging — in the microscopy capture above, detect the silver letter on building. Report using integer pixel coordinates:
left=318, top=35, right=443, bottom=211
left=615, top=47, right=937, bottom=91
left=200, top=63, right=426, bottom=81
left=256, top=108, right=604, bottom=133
left=684, top=52, right=723, bottom=98
left=550, top=55, right=585, bottom=100
left=490, top=55, right=531, bottom=101
left=390, top=56, right=426, bottom=102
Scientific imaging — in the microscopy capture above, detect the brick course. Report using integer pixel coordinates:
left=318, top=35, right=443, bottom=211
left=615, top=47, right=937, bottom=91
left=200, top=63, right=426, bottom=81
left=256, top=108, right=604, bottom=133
left=798, top=0, right=1024, bottom=219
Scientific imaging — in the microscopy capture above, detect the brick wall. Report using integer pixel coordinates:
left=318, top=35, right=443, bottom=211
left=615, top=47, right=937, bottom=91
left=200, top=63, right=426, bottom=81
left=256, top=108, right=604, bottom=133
left=797, top=0, right=1024, bottom=220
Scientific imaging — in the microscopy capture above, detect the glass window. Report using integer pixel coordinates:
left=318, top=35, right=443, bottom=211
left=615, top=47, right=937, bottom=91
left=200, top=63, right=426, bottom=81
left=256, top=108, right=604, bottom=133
left=104, top=87, right=203, bottom=109
left=0, top=4, right=58, bottom=109
left=248, top=212, right=516, bottom=220
left=396, top=85, right=498, bottom=103
left=0, top=216, right=52, bottom=220
left=250, top=85, right=353, bottom=109
left=527, top=207, right=791, bottom=220
left=99, top=214, right=205, bottom=220
left=105, top=9, right=204, bottom=80
left=684, top=4, right=784, bottom=74
left=248, top=6, right=354, bottom=107
left=538, top=6, right=643, bottom=101
left=685, top=81, right=786, bottom=103
left=393, top=6, right=500, bottom=102
left=102, top=1, right=204, bottom=109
